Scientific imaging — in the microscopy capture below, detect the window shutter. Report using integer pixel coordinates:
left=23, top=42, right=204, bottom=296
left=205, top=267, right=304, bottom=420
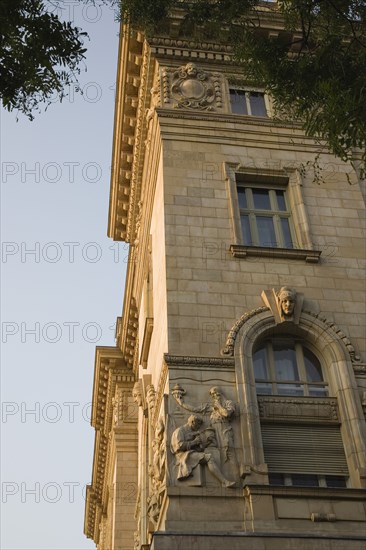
left=261, top=423, right=348, bottom=475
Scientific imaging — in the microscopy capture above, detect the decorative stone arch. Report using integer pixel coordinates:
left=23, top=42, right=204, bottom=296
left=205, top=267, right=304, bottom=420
left=222, top=307, right=366, bottom=488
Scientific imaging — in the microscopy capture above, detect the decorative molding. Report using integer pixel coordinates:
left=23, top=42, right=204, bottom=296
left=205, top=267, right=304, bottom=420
left=85, top=347, right=135, bottom=544
left=221, top=307, right=269, bottom=356
left=230, top=244, right=321, bottom=263
left=156, top=107, right=304, bottom=131
left=164, top=353, right=235, bottom=368
left=108, top=29, right=144, bottom=241
left=126, top=43, right=151, bottom=243
left=221, top=305, right=362, bottom=365
left=146, top=384, right=156, bottom=419
left=354, top=363, right=366, bottom=375
left=152, top=362, right=168, bottom=429
left=149, top=36, right=233, bottom=63
left=161, top=63, right=223, bottom=111
left=140, top=317, right=154, bottom=369
left=123, top=297, right=138, bottom=370
left=303, top=310, right=362, bottom=363
left=257, top=396, right=339, bottom=424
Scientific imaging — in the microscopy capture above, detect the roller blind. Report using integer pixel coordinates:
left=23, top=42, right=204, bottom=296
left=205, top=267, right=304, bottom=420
left=261, top=423, right=348, bottom=475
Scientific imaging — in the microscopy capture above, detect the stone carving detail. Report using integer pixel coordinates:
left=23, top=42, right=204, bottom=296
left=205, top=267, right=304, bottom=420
left=113, top=388, right=138, bottom=425
left=146, top=384, right=156, bottom=417
left=257, top=396, right=339, bottom=423
left=222, top=294, right=361, bottom=364
left=303, top=309, right=362, bottom=363
left=361, top=392, right=366, bottom=417
left=277, top=286, right=297, bottom=320
left=170, top=414, right=236, bottom=488
left=221, top=306, right=269, bottom=356
left=163, top=63, right=222, bottom=111
left=132, top=380, right=143, bottom=408
left=133, top=492, right=141, bottom=550
left=261, top=286, right=303, bottom=324
left=171, top=385, right=239, bottom=484
left=147, top=418, right=166, bottom=528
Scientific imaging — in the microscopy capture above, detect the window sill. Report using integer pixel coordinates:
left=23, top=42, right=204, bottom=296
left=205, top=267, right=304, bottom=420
left=230, top=244, right=321, bottom=263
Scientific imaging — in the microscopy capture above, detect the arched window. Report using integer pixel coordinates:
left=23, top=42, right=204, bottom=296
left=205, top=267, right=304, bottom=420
left=253, top=340, right=328, bottom=397
left=252, top=339, right=348, bottom=487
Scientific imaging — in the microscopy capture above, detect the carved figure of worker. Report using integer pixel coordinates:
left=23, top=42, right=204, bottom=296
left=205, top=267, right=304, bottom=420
left=170, top=415, right=235, bottom=488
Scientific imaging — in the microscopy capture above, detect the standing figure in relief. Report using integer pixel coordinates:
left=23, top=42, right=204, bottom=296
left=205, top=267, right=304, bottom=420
left=171, top=384, right=238, bottom=474
left=208, top=386, right=236, bottom=464
left=170, top=414, right=236, bottom=488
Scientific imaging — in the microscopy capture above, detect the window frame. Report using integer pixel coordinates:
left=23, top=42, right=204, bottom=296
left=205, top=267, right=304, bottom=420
left=229, top=87, right=270, bottom=117
left=224, top=164, right=321, bottom=263
left=233, top=307, right=365, bottom=489
left=253, top=339, right=329, bottom=397
left=237, top=183, right=297, bottom=249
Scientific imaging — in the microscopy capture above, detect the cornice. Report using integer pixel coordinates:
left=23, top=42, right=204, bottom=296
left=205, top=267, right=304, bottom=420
left=85, top=346, right=135, bottom=543
left=108, top=27, right=145, bottom=242
left=91, top=346, right=132, bottom=429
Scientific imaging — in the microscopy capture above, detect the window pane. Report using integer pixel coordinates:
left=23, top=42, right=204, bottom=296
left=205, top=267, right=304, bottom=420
left=325, top=476, right=347, bottom=488
left=280, top=218, right=293, bottom=248
left=253, top=189, right=271, bottom=210
left=273, top=345, right=299, bottom=380
left=253, top=347, right=268, bottom=379
left=249, top=92, right=267, bottom=117
left=256, top=382, right=272, bottom=395
left=269, top=473, right=285, bottom=486
left=256, top=216, right=276, bottom=246
left=237, top=188, right=247, bottom=209
left=291, top=474, right=318, bottom=487
left=240, top=215, right=252, bottom=245
left=230, top=90, right=248, bottom=114
left=276, top=190, right=287, bottom=211
left=308, top=385, right=328, bottom=397
left=277, top=383, right=304, bottom=396
left=304, top=348, right=323, bottom=382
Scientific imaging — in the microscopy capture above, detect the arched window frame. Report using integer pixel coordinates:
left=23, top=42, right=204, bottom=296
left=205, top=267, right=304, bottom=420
left=253, top=338, right=328, bottom=398
left=233, top=309, right=366, bottom=489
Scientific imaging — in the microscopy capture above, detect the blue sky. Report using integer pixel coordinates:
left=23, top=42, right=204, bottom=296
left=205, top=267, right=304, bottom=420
left=1, top=3, right=126, bottom=548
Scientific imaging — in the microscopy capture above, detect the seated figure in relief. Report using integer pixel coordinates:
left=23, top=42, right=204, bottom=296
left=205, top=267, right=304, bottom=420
left=170, top=414, right=236, bottom=488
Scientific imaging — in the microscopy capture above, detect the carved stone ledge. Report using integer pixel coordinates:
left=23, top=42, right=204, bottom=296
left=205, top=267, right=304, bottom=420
left=164, top=354, right=235, bottom=368
left=230, top=244, right=321, bottom=263
left=257, top=396, right=339, bottom=424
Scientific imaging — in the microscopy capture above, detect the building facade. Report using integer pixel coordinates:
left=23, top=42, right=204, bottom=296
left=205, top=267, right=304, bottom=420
left=84, top=5, right=366, bottom=549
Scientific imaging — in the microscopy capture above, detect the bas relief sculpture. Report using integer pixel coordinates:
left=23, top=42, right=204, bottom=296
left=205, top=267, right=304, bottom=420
left=171, top=385, right=239, bottom=486
left=132, top=381, right=143, bottom=408
left=169, top=62, right=222, bottom=111
left=170, top=415, right=236, bottom=488
left=147, top=418, right=166, bottom=528
left=261, top=286, right=303, bottom=324
left=276, top=286, right=297, bottom=321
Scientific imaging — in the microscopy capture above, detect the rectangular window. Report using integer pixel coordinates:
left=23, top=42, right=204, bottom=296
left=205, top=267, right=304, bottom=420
left=237, top=184, right=296, bottom=249
left=230, top=89, right=268, bottom=117
left=268, top=473, right=347, bottom=488
left=225, top=164, right=322, bottom=263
